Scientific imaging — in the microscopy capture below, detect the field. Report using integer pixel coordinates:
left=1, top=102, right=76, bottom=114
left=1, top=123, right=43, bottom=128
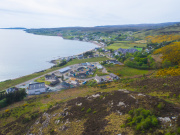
left=105, top=65, right=149, bottom=77
left=0, top=57, right=109, bottom=91
left=106, top=41, right=146, bottom=50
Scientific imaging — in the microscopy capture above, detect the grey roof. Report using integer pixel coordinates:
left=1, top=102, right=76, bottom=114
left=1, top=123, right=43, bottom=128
left=117, top=48, right=138, bottom=54
left=59, top=67, right=71, bottom=73
left=28, top=82, right=45, bottom=90
left=95, top=76, right=102, bottom=81
left=81, top=63, right=87, bottom=66
left=6, top=87, right=18, bottom=93
left=110, top=73, right=118, bottom=78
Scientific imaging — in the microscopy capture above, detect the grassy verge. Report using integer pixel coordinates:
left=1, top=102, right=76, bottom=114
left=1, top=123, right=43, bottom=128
left=0, top=57, right=109, bottom=91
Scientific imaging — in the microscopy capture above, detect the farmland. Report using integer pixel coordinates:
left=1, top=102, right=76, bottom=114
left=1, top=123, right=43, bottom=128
left=106, top=41, right=146, bottom=50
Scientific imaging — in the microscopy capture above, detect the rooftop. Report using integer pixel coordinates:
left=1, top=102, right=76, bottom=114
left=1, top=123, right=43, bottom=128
left=59, top=67, right=71, bottom=73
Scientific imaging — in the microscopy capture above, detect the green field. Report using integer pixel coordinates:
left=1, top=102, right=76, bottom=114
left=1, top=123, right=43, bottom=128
left=105, top=65, right=149, bottom=77
left=0, top=57, right=109, bottom=91
left=106, top=41, right=146, bottom=50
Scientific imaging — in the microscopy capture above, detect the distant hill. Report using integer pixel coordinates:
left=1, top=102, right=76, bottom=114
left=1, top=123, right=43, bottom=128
left=96, top=22, right=179, bottom=29
left=25, top=22, right=180, bottom=36
left=0, top=27, right=26, bottom=30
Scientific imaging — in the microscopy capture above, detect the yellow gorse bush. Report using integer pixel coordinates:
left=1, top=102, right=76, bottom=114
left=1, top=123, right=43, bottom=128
left=146, top=35, right=180, bottom=44
left=156, top=67, right=180, bottom=76
left=153, top=42, right=180, bottom=65
left=5, top=109, right=10, bottom=113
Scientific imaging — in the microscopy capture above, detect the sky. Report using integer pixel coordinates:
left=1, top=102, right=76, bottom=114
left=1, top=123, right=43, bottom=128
left=0, top=0, right=180, bottom=28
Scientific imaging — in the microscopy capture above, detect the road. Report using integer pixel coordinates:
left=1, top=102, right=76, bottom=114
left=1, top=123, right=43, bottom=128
left=15, top=62, right=101, bottom=88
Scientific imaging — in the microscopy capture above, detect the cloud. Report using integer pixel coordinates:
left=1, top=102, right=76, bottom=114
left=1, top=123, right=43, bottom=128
left=0, top=0, right=180, bottom=28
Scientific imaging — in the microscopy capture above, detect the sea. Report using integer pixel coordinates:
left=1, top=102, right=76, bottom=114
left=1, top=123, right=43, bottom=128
left=0, top=29, right=97, bottom=82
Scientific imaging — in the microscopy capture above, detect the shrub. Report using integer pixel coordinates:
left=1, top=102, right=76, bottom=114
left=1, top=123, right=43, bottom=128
left=165, top=133, right=176, bottom=135
left=93, top=111, right=97, bottom=114
left=177, top=127, right=180, bottom=134
left=5, top=109, right=10, bottom=113
left=157, top=102, right=165, bottom=110
left=86, top=108, right=92, bottom=113
left=163, top=83, right=168, bottom=87
left=173, top=94, right=176, bottom=98
left=31, top=113, right=39, bottom=119
left=0, top=99, right=7, bottom=108
left=45, top=95, right=50, bottom=98
left=125, top=108, right=158, bottom=131
left=81, top=107, right=85, bottom=111
left=22, top=117, right=30, bottom=124
left=23, top=103, right=28, bottom=107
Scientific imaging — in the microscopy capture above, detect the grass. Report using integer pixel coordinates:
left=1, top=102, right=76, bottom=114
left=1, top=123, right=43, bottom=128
left=93, top=69, right=109, bottom=76
left=0, top=57, right=109, bottom=91
left=106, top=41, right=146, bottom=50
left=65, top=57, right=109, bottom=65
left=34, top=77, right=51, bottom=85
left=105, top=65, right=149, bottom=77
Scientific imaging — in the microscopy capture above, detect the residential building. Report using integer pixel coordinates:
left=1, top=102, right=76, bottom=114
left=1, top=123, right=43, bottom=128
left=117, top=48, right=138, bottom=54
left=95, top=75, right=104, bottom=83
left=28, top=82, right=46, bottom=95
left=59, top=67, right=71, bottom=73
left=6, top=87, right=18, bottom=94
left=45, top=73, right=56, bottom=80
left=109, top=73, right=120, bottom=80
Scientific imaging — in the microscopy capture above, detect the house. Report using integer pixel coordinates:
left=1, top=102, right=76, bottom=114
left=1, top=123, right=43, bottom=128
left=61, top=81, right=72, bottom=89
left=106, top=60, right=119, bottom=64
left=94, top=47, right=100, bottom=51
left=77, top=72, right=87, bottom=78
left=77, top=67, right=85, bottom=71
left=109, top=73, right=120, bottom=80
left=66, top=57, right=71, bottom=62
left=72, top=55, right=76, bottom=59
left=70, top=77, right=76, bottom=81
left=50, top=79, right=60, bottom=86
left=77, top=54, right=83, bottom=59
left=6, top=87, right=18, bottom=94
left=114, top=51, right=119, bottom=56
left=28, top=82, right=46, bottom=95
left=59, top=67, right=71, bottom=73
left=97, top=65, right=103, bottom=69
left=117, top=48, right=138, bottom=54
left=45, top=73, right=56, bottom=80
left=95, top=75, right=104, bottom=83
left=94, top=54, right=99, bottom=57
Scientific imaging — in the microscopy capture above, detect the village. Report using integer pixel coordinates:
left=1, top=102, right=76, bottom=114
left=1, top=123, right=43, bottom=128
left=6, top=61, right=120, bottom=95
left=4, top=40, right=146, bottom=95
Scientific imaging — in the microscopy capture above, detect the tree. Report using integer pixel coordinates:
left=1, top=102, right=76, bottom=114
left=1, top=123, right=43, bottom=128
left=62, top=75, right=64, bottom=81
left=162, top=59, right=173, bottom=68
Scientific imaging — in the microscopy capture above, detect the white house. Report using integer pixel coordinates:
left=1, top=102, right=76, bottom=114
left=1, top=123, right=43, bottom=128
left=28, top=82, right=46, bottom=95
left=95, top=75, right=104, bottom=83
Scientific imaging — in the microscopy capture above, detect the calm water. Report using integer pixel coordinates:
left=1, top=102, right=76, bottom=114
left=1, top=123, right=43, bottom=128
left=0, top=29, right=97, bottom=82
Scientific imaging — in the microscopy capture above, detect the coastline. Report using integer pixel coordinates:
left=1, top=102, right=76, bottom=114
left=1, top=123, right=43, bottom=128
left=48, top=35, right=104, bottom=64
left=1, top=33, right=103, bottom=83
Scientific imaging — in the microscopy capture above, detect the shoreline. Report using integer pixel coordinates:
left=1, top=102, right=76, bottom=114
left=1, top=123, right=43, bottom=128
left=1, top=34, right=104, bottom=83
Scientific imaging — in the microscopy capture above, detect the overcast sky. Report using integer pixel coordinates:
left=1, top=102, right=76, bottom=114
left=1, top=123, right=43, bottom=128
left=0, top=0, right=180, bottom=28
